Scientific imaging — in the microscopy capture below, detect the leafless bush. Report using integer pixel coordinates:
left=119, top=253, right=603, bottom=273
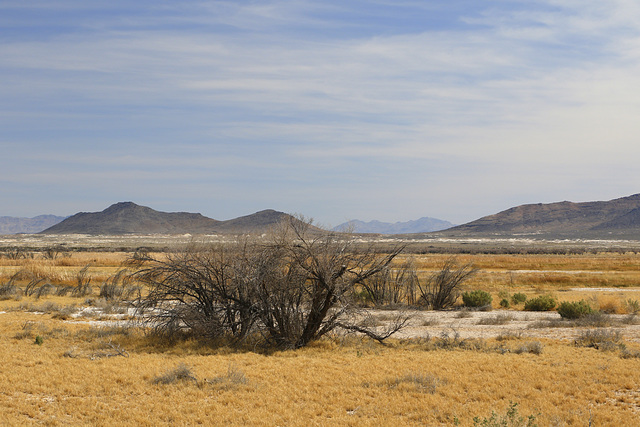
left=357, top=258, right=419, bottom=306
left=100, top=269, right=139, bottom=301
left=73, top=265, right=93, bottom=297
left=417, top=258, right=478, bottom=310
left=0, top=274, right=21, bottom=300
left=129, top=217, right=407, bottom=349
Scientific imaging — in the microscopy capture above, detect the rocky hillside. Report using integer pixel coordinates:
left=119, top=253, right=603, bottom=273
left=40, top=202, right=297, bottom=235
left=440, top=194, right=640, bottom=238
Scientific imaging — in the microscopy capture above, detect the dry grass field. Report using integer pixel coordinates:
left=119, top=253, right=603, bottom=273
left=2, top=248, right=640, bottom=425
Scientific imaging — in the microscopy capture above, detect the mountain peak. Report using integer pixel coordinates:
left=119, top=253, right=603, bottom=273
left=40, top=203, right=299, bottom=235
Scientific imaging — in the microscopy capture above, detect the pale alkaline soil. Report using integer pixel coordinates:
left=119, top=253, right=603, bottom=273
left=4, top=233, right=640, bottom=252
left=376, top=308, right=640, bottom=341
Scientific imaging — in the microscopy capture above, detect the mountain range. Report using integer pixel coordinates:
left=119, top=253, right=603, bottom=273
left=438, top=193, right=640, bottom=239
left=39, top=202, right=296, bottom=235
left=3, top=193, right=640, bottom=238
left=333, top=217, right=455, bottom=234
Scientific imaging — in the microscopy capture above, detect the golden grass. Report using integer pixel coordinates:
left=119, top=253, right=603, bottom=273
left=1, top=304, right=640, bottom=425
left=1, top=252, right=640, bottom=424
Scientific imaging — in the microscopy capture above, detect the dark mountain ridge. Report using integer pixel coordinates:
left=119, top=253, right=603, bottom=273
left=40, top=202, right=296, bottom=235
left=440, top=194, right=640, bottom=239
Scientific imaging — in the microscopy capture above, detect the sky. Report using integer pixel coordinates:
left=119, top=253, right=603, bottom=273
left=2, top=0, right=640, bottom=227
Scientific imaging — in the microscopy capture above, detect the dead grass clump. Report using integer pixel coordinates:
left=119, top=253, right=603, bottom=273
left=574, top=329, right=624, bottom=351
left=620, top=348, right=640, bottom=359
left=421, top=317, right=440, bottom=326
left=513, top=341, right=543, bottom=355
left=0, top=282, right=20, bottom=300
left=373, top=372, right=446, bottom=394
left=205, top=364, right=249, bottom=389
left=477, top=313, right=515, bottom=325
left=625, top=299, right=640, bottom=314
left=496, top=331, right=522, bottom=341
left=152, top=363, right=198, bottom=385
left=456, top=309, right=473, bottom=318
left=595, top=296, right=625, bottom=314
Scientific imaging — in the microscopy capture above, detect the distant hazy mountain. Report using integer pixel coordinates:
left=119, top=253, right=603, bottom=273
left=40, top=202, right=306, bottom=235
left=0, top=215, right=66, bottom=234
left=333, top=217, right=455, bottom=234
left=441, top=193, right=640, bottom=239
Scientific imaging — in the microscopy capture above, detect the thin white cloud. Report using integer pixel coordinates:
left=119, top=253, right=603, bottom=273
left=2, top=1, right=640, bottom=222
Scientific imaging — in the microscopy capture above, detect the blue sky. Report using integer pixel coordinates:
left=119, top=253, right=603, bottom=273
left=2, top=0, right=640, bottom=226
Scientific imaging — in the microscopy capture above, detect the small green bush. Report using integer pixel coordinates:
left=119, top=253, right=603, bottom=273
left=524, top=295, right=556, bottom=311
left=511, top=293, right=527, bottom=305
left=499, top=298, right=511, bottom=308
left=557, top=300, right=594, bottom=319
left=35, top=335, right=44, bottom=346
left=462, top=290, right=493, bottom=308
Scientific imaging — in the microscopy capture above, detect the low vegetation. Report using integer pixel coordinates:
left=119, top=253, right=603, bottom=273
left=2, top=239, right=640, bottom=424
left=524, top=295, right=557, bottom=311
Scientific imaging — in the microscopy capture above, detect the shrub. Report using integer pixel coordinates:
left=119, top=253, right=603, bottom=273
left=0, top=283, right=20, bottom=300
left=462, top=290, right=492, bottom=308
left=524, top=295, right=556, bottom=311
left=499, top=298, right=510, bottom=308
left=417, top=258, right=478, bottom=310
left=575, top=329, right=624, bottom=351
left=557, top=300, right=594, bottom=319
left=130, top=217, right=408, bottom=349
left=511, top=293, right=527, bottom=305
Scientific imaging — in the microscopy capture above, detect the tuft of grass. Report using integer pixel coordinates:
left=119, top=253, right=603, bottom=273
left=152, top=363, right=198, bottom=385
left=625, top=299, right=640, bottom=314
left=380, top=372, right=446, bottom=394
left=513, top=341, right=543, bottom=355
left=206, top=364, right=248, bottom=389
left=574, top=329, right=624, bottom=351
left=477, top=313, right=515, bottom=325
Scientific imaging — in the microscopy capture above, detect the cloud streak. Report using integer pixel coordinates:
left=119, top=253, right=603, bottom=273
left=1, top=1, right=640, bottom=223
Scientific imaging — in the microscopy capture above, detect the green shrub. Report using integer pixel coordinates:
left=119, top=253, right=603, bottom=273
left=557, top=300, right=594, bottom=319
left=462, top=290, right=493, bottom=308
left=524, top=295, right=556, bottom=311
left=499, top=298, right=510, bottom=308
left=511, top=293, right=527, bottom=305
